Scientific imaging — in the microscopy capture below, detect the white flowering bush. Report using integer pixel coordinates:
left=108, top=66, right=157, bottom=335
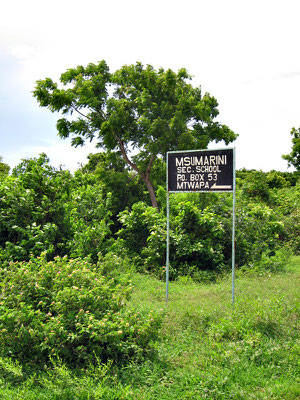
left=0, top=256, right=162, bottom=367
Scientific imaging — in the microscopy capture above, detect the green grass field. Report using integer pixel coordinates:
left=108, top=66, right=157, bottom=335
left=0, top=257, right=299, bottom=399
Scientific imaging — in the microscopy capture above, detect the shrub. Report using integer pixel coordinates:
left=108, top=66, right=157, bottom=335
left=66, top=183, right=113, bottom=263
left=80, top=152, right=147, bottom=220
left=238, top=249, right=292, bottom=276
left=118, top=202, right=162, bottom=254
left=232, top=201, right=284, bottom=267
left=0, top=154, right=72, bottom=262
left=0, top=256, right=162, bottom=367
left=275, top=185, right=300, bottom=254
left=118, top=200, right=225, bottom=279
left=266, top=171, right=290, bottom=189
left=241, top=170, right=271, bottom=202
left=144, top=201, right=225, bottom=279
left=118, top=193, right=284, bottom=279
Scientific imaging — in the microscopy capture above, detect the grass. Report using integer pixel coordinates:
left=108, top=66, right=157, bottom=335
left=0, top=256, right=299, bottom=399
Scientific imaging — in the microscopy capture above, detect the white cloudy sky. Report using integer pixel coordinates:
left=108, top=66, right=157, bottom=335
left=0, top=0, right=299, bottom=172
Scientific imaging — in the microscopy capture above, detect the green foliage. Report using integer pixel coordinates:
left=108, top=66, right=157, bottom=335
left=0, top=154, right=72, bottom=261
left=241, top=170, right=271, bottom=201
left=165, top=199, right=225, bottom=278
left=0, top=154, right=117, bottom=264
left=233, top=200, right=284, bottom=266
left=125, top=261, right=300, bottom=399
left=118, top=190, right=285, bottom=280
left=275, top=185, right=300, bottom=254
left=0, top=258, right=299, bottom=399
left=0, top=356, right=132, bottom=399
left=283, top=126, right=300, bottom=170
left=118, top=202, right=163, bottom=254
left=238, top=249, right=292, bottom=276
left=1, top=152, right=295, bottom=279
left=80, top=151, right=147, bottom=219
left=34, top=61, right=237, bottom=207
left=66, top=173, right=113, bottom=262
left=0, top=156, right=10, bottom=177
left=0, top=256, right=162, bottom=367
left=266, top=170, right=290, bottom=189
left=237, top=168, right=299, bottom=188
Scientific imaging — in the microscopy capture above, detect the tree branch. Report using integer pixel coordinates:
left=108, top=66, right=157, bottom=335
left=114, top=135, right=141, bottom=175
left=72, top=104, right=106, bottom=121
left=72, top=105, right=92, bottom=120
left=145, top=153, right=156, bottom=180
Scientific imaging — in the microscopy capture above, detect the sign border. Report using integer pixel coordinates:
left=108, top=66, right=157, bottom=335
left=167, top=147, right=235, bottom=193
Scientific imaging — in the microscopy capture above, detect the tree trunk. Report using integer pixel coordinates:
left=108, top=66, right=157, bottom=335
left=143, top=175, right=159, bottom=209
left=116, top=136, right=159, bottom=208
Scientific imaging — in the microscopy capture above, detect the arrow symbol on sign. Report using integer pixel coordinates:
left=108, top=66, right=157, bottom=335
left=211, top=183, right=232, bottom=190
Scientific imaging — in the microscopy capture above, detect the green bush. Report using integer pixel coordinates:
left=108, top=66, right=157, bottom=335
left=66, top=181, right=113, bottom=263
left=0, top=154, right=72, bottom=262
left=232, top=201, right=284, bottom=267
left=146, top=200, right=225, bottom=279
left=238, top=249, right=292, bottom=276
left=0, top=256, right=162, bottom=367
left=118, top=200, right=225, bottom=279
left=275, top=185, right=300, bottom=254
left=0, top=155, right=116, bottom=264
left=266, top=170, right=290, bottom=189
left=241, top=170, right=271, bottom=202
left=118, top=202, right=163, bottom=253
left=118, top=193, right=285, bottom=279
left=80, top=152, right=147, bottom=220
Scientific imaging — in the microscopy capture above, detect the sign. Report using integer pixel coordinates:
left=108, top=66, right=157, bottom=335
left=166, top=147, right=236, bottom=305
left=168, top=148, right=234, bottom=192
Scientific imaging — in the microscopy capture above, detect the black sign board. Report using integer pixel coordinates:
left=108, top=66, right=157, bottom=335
left=168, top=148, right=234, bottom=192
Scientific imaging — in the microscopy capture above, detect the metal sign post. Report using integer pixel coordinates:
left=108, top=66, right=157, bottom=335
left=166, top=148, right=236, bottom=304
left=166, top=188, right=170, bottom=303
left=231, top=152, right=236, bottom=306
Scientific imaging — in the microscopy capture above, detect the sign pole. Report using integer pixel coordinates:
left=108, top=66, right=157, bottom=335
left=166, top=153, right=170, bottom=303
left=232, top=148, right=236, bottom=306
left=166, top=190, right=170, bottom=303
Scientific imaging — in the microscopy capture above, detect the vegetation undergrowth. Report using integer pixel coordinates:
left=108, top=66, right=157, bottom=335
left=0, top=255, right=162, bottom=368
left=0, top=256, right=299, bottom=399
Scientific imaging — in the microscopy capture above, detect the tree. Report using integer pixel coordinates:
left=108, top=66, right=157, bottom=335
left=0, top=156, right=10, bottom=177
left=80, top=151, right=146, bottom=216
left=282, top=127, right=300, bottom=171
left=33, top=61, right=237, bottom=208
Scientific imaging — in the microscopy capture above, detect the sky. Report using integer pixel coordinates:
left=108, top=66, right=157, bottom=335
left=0, top=0, right=299, bottom=173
